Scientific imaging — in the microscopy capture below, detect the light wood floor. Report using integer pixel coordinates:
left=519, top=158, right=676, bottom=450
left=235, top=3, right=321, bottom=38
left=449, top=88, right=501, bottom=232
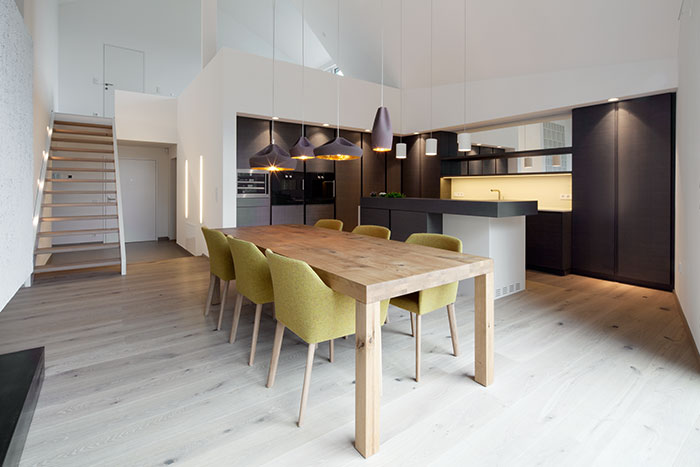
left=1, top=257, right=699, bottom=466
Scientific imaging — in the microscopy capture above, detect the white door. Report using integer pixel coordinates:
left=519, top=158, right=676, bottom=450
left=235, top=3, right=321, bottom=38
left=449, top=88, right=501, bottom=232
left=121, top=159, right=156, bottom=243
left=103, top=44, right=145, bottom=118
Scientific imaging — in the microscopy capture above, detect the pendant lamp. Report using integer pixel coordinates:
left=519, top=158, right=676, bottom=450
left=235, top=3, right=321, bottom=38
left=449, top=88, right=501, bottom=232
left=371, top=0, right=392, bottom=152
left=314, top=0, right=362, bottom=161
left=290, top=0, right=315, bottom=160
left=251, top=0, right=297, bottom=171
left=395, top=0, right=406, bottom=160
left=425, top=0, right=437, bottom=156
left=458, top=0, right=471, bottom=152
left=552, top=154, right=562, bottom=167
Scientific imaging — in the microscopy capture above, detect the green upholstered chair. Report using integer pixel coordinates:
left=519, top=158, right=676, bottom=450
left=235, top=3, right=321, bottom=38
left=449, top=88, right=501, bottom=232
left=314, top=219, right=343, bottom=231
left=390, top=233, right=462, bottom=382
left=201, top=227, right=236, bottom=331
left=351, top=224, right=391, bottom=240
left=227, top=236, right=274, bottom=366
left=265, top=249, right=389, bottom=427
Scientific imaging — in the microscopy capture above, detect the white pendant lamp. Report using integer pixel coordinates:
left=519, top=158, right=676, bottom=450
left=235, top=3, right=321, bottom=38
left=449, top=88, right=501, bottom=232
left=458, top=0, right=471, bottom=152
left=396, top=0, right=406, bottom=160
left=425, top=0, right=437, bottom=156
left=371, top=0, right=392, bottom=152
left=396, top=142, right=407, bottom=159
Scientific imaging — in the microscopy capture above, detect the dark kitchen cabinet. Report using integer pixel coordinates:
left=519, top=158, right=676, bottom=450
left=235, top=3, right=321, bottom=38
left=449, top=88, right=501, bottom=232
left=335, top=130, right=362, bottom=230
left=402, top=135, right=422, bottom=197
left=362, top=133, right=386, bottom=196
left=572, top=93, right=674, bottom=290
left=237, top=117, right=270, bottom=169
left=527, top=210, right=572, bottom=275
left=305, top=126, right=336, bottom=173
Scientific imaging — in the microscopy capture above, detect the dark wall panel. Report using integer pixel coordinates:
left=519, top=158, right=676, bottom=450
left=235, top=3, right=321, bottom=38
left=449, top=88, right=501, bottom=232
left=572, top=103, right=616, bottom=277
left=386, top=136, right=402, bottom=193
left=335, top=130, right=362, bottom=230
left=272, top=121, right=301, bottom=152
left=362, top=133, right=386, bottom=196
left=421, top=133, right=441, bottom=198
left=305, top=126, right=335, bottom=172
left=617, top=94, right=673, bottom=287
left=402, top=135, right=422, bottom=197
left=237, top=117, right=270, bottom=169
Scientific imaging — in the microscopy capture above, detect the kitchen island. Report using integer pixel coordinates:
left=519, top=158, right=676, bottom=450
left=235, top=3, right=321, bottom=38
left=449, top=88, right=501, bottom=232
left=360, top=197, right=538, bottom=298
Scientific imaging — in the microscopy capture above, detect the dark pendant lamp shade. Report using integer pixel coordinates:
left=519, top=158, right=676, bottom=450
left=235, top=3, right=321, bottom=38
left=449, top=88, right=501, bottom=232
left=290, top=135, right=316, bottom=159
left=250, top=143, right=297, bottom=171
left=371, top=106, right=392, bottom=152
left=313, top=136, right=363, bottom=161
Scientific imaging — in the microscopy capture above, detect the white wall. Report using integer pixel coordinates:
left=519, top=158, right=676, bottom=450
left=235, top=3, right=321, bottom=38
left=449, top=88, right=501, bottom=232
left=177, top=53, right=224, bottom=256
left=58, top=0, right=200, bottom=117
left=115, top=90, right=177, bottom=144
left=675, top=0, right=700, bottom=351
left=0, top=0, right=33, bottom=310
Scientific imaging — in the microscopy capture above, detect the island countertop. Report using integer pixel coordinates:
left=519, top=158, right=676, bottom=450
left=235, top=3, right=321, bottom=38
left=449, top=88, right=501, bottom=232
left=360, top=197, right=538, bottom=218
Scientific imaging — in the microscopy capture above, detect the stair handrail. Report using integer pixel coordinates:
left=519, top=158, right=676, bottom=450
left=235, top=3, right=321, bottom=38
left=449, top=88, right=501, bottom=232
left=111, top=118, right=127, bottom=275
left=31, top=112, right=55, bottom=275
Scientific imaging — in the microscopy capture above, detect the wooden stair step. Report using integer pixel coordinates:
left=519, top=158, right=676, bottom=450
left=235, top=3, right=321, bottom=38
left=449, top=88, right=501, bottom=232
left=45, top=179, right=116, bottom=183
left=47, top=167, right=115, bottom=173
left=49, top=156, right=114, bottom=163
left=53, top=128, right=113, bottom=137
left=51, top=136, right=113, bottom=145
left=40, top=215, right=118, bottom=222
left=35, top=242, right=120, bottom=254
left=34, top=258, right=121, bottom=274
left=53, top=120, right=112, bottom=130
left=42, top=202, right=117, bottom=208
left=50, top=146, right=113, bottom=154
left=43, top=190, right=116, bottom=195
left=37, top=228, right=119, bottom=237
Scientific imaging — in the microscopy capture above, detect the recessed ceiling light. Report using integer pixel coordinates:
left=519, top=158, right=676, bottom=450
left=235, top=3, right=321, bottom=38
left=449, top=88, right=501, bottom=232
left=476, top=143, right=481, bottom=146
left=365, top=129, right=371, bottom=132
left=322, top=123, right=330, bottom=127
left=497, top=146, right=502, bottom=148
left=272, top=116, right=280, bottom=120
left=608, top=97, right=619, bottom=102
left=413, top=132, right=419, bottom=135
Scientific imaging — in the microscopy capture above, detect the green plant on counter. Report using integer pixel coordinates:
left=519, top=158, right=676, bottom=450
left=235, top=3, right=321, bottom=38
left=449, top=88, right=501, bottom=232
left=384, top=192, right=406, bottom=198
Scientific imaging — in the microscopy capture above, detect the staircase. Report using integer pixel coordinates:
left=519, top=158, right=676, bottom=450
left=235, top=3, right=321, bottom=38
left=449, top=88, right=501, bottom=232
left=32, top=113, right=126, bottom=277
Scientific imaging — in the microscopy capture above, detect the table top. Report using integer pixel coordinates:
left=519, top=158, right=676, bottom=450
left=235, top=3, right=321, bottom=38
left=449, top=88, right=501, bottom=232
left=219, top=224, right=493, bottom=303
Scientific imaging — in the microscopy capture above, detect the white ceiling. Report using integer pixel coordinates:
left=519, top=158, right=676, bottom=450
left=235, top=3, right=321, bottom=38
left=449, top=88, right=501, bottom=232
left=217, top=0, right=682, bottom=91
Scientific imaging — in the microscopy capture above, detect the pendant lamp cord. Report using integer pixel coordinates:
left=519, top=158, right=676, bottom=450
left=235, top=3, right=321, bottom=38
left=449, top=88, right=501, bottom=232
left=380, top=0, right=384, bottom=107
left=429, top=0, right=433, bottom=139
left=463, top=0, right=467, bottom=133
left=400, top=0, right=403, bottom=141
left=336, top=0, right=340, bottom=137
left=271, top=0, right=276, bottom=143
left=301, top=0, right=305, bottom=133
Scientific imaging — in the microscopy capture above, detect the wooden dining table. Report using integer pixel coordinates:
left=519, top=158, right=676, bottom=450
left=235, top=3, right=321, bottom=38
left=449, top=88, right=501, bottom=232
left=218, top=224, right=495, bottom=458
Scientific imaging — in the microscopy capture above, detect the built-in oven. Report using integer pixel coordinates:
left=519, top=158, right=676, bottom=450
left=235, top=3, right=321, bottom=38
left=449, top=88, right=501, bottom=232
left=271, top=171, right=304, bottom=205
left=304, top=172, right=335, bottom=204
left=237, top=170, right=270, bottom=227
left=237, top=170, right=269, bottom=198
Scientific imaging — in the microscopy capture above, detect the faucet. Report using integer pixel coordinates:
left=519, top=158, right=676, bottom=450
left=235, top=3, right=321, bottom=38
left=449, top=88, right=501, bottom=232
left=490, top=189, right=502, bottom=200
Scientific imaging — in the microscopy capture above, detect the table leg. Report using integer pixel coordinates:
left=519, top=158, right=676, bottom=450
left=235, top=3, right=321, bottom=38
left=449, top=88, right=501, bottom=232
left=474, top=271, right=494, bottom=386
left=355, top=300, right=381, bottom=458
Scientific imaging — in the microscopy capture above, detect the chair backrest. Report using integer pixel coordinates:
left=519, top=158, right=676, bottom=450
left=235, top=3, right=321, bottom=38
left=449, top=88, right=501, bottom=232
left=314, top=219, right=344, bottom=231
left=265, top=249, right=356, bottom=343
left=352, top=224, right=391, bottom=240
left=201, top=226, right=235, bottom=280
left=405, top=233, right=462, bottom=311
left=227, top=236, right=273, bottom=304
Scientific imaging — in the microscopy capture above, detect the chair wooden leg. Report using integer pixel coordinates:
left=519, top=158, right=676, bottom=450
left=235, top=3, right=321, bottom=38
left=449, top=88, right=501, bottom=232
left=267, top=322, right=285, bottom=388
left=447, top=303, right=460, bottom=356
left=212, top=276, right=221, bottom=305
left=217, top=281, right=230, bottom=331
left=204, top=274, right=216, bottom=316
left=249, top=303, right=263, bottom=366
left=298, top=343, right=316, bottom=427
left=410, top=313, right=416, bottom=337
left=229, top=293, right=243, bottom=343
left=415, top=314, right=421, bottom=382
left=385, top=311, right=390, bottom=324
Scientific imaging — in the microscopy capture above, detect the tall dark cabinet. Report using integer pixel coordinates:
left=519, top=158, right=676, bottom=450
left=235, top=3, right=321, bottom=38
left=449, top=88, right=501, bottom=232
left=572, top=93, right=674, bottom=290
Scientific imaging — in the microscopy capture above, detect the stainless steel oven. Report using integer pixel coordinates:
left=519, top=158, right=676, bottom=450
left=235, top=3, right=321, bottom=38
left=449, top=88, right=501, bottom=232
left=237, top=170, right=269, bottom=198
